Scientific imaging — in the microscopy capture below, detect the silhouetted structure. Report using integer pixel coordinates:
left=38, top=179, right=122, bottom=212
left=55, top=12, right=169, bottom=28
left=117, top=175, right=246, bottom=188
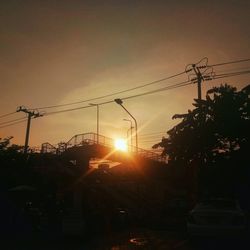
left=41, top=133, right=167, bottom=172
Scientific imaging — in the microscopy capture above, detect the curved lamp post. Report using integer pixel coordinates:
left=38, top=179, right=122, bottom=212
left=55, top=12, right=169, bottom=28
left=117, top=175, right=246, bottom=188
left=114, top=99, right=138, bottom=153
left=123, top=118, right=133, bottom=150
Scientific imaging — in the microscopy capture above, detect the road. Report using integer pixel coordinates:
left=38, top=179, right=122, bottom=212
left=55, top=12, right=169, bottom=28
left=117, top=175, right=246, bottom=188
left=4, top=225, right=250, bottom=250
left=86, top=228, right=250, bottom=250
left=5, top=228, right=250, bottom=249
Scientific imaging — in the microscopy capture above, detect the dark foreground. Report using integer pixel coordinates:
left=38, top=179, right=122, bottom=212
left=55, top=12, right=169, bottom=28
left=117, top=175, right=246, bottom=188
left=2, top=227, right=250, bottom=250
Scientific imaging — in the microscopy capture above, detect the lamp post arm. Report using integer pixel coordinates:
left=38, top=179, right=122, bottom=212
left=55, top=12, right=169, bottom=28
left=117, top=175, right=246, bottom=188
left=120, top=104, right=138, bottom=151
left=97, top=104, right=99, bottom=144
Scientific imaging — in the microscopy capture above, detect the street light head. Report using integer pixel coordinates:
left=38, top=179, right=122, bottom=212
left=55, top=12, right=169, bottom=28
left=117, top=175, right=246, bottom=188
left=89, top=103, right=97, bottom=106
left=114, top=98, right=123, bottom=105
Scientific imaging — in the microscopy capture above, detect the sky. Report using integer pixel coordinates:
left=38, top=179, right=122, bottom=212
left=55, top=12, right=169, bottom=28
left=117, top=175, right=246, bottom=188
left=0, top=0, right=250, bottom=149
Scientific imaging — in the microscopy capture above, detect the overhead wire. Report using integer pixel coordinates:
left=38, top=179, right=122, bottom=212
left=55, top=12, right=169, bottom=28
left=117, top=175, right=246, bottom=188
left=122, top=80, right=191, bottom=101
left=0, top=117, right=27, bottom=126
left=28, top=58, right=250, bottom=113
left=139, top=137, right=164, bottom=141
left=35, top=71, right=186, bottom=110
left=140, top=138, right=160, bottom=142
left=139, top=133, right=165, bottom=138
left=212, top=69, right=250, bottom=80
left=43, top=80, right=193, bottom=116
left=0, top=111, right=17, bottom=119
left=0, top=119, right=27, bottom=129
left=1, top=58, right=250, bottom=130
left=140, top=141, right=163, bottom=145
left=139, top=134, right=165, bottom=139
left=139, top=131, right=166, bottom=136
left=0, top=115, right=42, bottom=129
left=215, top=66, right=250, bottom=74
left=209, top=58, right=250, bottom=67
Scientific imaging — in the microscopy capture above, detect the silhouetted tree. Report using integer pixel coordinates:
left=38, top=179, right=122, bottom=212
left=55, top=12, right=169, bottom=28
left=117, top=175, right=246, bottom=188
left=154, top=84, right=250, bottom=165
left=0, top=136, right=24, bottom=164
left=154, top=84, right=250, bottom=199
left=0, top=136, right=13, bottom=151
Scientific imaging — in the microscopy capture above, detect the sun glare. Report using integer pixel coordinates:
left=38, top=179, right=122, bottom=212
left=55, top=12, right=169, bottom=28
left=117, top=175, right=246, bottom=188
left=114, top=138, right=128, bottom=152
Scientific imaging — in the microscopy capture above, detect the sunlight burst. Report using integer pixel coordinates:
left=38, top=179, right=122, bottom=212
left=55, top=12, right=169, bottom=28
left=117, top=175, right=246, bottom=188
left=114, top=138, right=128, bottom=152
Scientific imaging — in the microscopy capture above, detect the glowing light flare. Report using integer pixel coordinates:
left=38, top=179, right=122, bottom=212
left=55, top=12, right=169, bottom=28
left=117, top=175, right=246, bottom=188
left=114, top=138, right=128, bottom=152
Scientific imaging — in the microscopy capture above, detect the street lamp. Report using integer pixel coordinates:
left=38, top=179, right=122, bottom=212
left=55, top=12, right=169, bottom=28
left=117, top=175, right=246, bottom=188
left=114, top=99, right=138, bottom=153
left=123, top=119, right=133, bottom=150
left=89, top=103, right=99, bottom=144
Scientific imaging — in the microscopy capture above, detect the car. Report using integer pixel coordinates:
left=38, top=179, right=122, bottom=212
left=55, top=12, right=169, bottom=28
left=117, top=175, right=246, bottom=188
left=187, top=198, right=247, bottom=237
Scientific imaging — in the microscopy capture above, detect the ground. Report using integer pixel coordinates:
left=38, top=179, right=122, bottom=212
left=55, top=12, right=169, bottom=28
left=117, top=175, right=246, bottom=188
left=4, top=227, right=250, bottom=250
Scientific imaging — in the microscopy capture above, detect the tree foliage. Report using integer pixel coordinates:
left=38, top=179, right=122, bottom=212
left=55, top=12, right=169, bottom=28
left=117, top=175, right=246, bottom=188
left=154, top=84, right=250, bottom=165
left=0, top=136, right=24, bottom=156
left=0, top=136, right=13, bottom=151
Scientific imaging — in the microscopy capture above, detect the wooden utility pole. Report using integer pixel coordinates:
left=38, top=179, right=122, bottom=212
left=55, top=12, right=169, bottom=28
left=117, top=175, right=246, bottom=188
left=17, top=106, right=43, bottom=154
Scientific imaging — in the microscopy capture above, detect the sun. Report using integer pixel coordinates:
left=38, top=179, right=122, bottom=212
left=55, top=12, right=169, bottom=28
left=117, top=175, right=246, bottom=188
left=114, top=138, right=128, bottom=152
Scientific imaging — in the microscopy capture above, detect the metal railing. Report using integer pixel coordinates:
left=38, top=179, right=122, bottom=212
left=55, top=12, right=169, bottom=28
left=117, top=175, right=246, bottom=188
left=41, top=132, right=166, bottom=163
left=41, top=142, right=57, bottom=154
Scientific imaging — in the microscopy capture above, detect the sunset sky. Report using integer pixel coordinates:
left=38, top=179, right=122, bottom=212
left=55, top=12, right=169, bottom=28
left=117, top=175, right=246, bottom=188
left=1, top=0, right=250, bottom=149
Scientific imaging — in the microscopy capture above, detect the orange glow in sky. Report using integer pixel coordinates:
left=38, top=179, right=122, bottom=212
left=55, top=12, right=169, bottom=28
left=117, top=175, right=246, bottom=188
left=0, top=1, right=250, bottom=149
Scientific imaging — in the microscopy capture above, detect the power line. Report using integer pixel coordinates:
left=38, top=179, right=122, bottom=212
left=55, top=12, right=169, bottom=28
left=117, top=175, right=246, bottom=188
left=43, top=80, right=192, bottom=116
left=2, top=59, right=249, bottom=127
left=44, top=104, right=95, bottom=116
left=215, top=68, right=250, bottom=75
left=122, top=80, right=191, bottom=101
left=30, top=58, right=250, bottom=112
left=0, top=119, right=27, bottom=129
left=139, top=133, right=165, bottom=138
left=0, top=111, right=17, bottom=119
left=215, top=66, right=250, bottom=74
left=216, top=69, right=250, bottom=76
left=209, top=58, right=250, bottom=67
left=212, top=70, right=250, bottom=80
left=139, top=136, right=164, bottom=141
left=35, top=71, right=186, bottom=110
left=140, top=140, right=163, bottom=144
left=139, top=131, right=166, bottom=136
left=139, top=138, right=164, bottom=142
left=0, top=117, right=27, bottom=126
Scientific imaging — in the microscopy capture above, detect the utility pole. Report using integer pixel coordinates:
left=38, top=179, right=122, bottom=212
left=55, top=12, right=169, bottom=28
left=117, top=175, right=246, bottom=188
left=192, top=64, right=204, bottom=102
left=187, top=58, right=214, bottom=104
left=17, top=106, right=43, bottom=154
